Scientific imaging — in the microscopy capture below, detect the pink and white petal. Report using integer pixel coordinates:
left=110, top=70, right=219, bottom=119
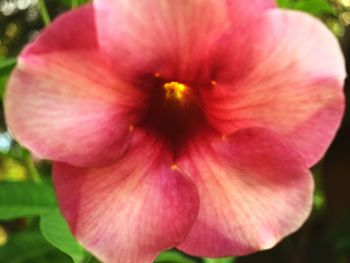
left=226, top=0, right=276, bottom=22
left=53, top=131, right=199, bottom=263
left=22, top=4, right=98, bottom=53
left=177, top=128, right=313, bottom=257
left=5, top=5, right=146, bottom=167
left=93, top=0, right=234, bottom=82
left=206, top=10, right=346, bottom=166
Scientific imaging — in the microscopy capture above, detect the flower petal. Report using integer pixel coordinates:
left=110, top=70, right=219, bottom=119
left=205, top=10, right=346, bottom=166
left=177, top=128, right=313, bottom=257
left=93, top=0, right=273, bottom=82
left=5, top=5, right=145, bottom=167
left=53, top=131, right=199, bottom=263
left=226, top=0, right=276, bottom=22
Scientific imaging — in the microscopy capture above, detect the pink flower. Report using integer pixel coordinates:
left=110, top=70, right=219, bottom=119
left=4, top=0, right=346, bottom=262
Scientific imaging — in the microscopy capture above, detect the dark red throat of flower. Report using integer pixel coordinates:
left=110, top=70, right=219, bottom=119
left=140, top=77, right=206, bottom=155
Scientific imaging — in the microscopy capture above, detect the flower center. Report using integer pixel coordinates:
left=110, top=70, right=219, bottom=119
left=163, top=82, right=187, bottom=100
left=138, top=76, right=207, bottom=154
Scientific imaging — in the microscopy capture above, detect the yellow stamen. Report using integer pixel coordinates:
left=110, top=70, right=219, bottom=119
left=211, top=80, right=217, bottom=86
left=163, top=82, right=187, bottom=100
left=171, top=164, right=178, bottom=170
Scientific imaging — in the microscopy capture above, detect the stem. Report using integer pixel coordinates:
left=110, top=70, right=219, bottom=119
left=25, top=153, right=42, bottom=183
left=38, top=0, right=51, bottom=25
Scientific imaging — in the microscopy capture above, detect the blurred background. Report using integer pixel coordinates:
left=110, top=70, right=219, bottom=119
left=0, top=0, right=349, bottom=262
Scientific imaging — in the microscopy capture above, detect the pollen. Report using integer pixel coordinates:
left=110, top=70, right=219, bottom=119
left=163, top=82, right=187, bottom=100
left=171, top=164, right=178, bottom=170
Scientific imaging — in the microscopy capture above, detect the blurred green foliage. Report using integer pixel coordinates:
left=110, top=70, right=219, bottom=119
left=0, top=57, right=15, bottom=98
left=278, top=0, right=335, bottom=15
left=0, top=231, right=71, bottom=263
left=0, top=0, right=349, bottom=262
left=0, top=181, right=56, bottom=220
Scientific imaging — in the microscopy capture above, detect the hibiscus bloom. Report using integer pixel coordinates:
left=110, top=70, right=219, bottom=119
left=4, top=0, right=345, bottom=262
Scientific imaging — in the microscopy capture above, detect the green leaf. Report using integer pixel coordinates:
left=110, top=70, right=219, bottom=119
left=40, top=209, right=87, bottom=263
left=277, top=0, right=334, bottom=15
left=294, top=0, right=334, bottom=15
left=0, top=57, right=16, bottom=98
left=0, top=57, right=16, bottom=70
left=0, top=231, right=71, bottom=263
left=155, top=250, right=197, bottom=263
left=0, top=181, right=57, bottom=220
left=203, top=257, right=235, bottom=263
left=0, top=74, right=9, bottom=98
